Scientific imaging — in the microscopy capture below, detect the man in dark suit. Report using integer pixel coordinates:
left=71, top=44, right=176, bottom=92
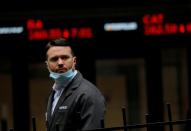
left=45, top=38, right=106, bottom=131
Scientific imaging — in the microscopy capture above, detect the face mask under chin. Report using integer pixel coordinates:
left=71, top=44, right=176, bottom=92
left=49, top=69, right=75, bottom=84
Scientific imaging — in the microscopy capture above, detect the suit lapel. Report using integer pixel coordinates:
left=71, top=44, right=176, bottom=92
left=47, top=90, right=55, bottom=122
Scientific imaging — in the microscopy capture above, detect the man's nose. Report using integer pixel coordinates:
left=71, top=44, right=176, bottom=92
left=58, top=58, right=64, bottom=65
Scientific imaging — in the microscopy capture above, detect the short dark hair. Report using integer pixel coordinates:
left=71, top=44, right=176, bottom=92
left=45, top=38, right=75, bottom=58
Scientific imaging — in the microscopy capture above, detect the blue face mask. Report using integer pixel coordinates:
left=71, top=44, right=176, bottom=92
left=49, top=69, right=75, bottom=84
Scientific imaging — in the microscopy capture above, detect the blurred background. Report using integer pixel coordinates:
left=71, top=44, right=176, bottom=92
left=0, top=1, right=191, bottom=131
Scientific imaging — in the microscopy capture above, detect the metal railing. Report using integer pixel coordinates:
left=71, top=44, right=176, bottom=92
left=1, top=103, right=191, bottom=131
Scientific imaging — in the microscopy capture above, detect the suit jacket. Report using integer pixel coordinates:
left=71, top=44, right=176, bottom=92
left=46, top=71, right=106, bottom=131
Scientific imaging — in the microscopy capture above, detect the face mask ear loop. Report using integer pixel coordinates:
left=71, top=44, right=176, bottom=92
left=46, top=61, right=54, bottom=73
left=45, top=61, right=49, bottom=70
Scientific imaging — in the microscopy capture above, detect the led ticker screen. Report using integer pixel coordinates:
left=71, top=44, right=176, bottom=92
left=26, top=19, right=93, bottom=41
left=143, top=13, right=191, bottom=36
left=1, top=12, right=191, bottom=43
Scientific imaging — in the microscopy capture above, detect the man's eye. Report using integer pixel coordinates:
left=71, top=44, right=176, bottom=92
left=61, top=56, right=70, bottom=60
left=50, top=57, right=58, bottom=61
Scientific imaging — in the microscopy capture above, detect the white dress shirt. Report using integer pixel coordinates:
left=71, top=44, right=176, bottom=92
left=51, top=88, right=64, bottom=115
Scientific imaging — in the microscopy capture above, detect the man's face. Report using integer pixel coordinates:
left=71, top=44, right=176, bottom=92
left=46, top=46, right=76, bottom=73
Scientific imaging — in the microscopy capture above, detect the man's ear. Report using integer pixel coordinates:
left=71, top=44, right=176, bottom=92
left=72, top=57, right=77, bottom=69
left=45, top=61, right=49, bottom=68
left=73, top=57, right=77, bottom=66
